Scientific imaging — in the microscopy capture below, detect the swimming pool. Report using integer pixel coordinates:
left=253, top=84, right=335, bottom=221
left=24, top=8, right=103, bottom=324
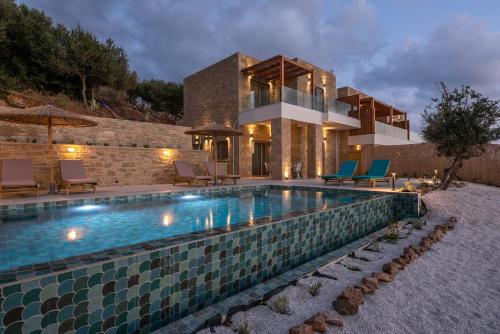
left=0, top=187, right=384, bottom=272
left=0, top=185, right=419, bottom=334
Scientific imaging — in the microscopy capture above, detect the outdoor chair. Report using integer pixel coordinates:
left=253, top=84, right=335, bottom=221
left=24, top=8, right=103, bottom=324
left=0, top=159, right=39, bottom=196
left=292, top=161, right=303, bottom=179
left=173, top=160, right=213, bottom=186
left=58, top=160, right=98, bottom=195
left=353, top=159, right=391, bottom=188
left=264, top=162, right=271, bottom=178
left=321, top=160, right=358, bottom=185
left=203, top=161, right=240, bottom=185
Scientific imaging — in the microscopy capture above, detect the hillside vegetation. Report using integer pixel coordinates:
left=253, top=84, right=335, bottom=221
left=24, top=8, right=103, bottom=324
left=0, top=0, right=182, bottom=123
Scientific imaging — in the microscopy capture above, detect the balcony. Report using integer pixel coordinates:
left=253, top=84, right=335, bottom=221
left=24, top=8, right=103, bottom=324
left=239, top=86, right=360, bottom=129
left=375, top=121, right=408, bottom=140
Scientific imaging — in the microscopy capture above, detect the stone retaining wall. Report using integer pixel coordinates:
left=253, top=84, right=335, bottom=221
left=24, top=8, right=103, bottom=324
left=0, top=142, right=208, bottom=188
left=0, top=116, right=192, bottom=149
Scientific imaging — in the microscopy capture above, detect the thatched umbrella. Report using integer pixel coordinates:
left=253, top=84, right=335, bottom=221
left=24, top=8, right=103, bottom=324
left=0, top=105, right=98, bottom=193
left=185, top=122, right=243, bottom=183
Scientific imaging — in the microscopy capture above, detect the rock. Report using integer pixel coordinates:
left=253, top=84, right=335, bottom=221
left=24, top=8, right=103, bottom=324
left=362, top=276, right=379, bottom=290
left=333, top=298, right=360, bottom=315
left=355, top=283, right=374, bottom=294
left=305, top=314, right=327, bottom=333
left=428, top=230, right=444, bottom=242
left=394, top=255, right=411, bottom=266
left=410, top=245, right=423, bottom=255
left=289, top=324, right=314, bottom=334
left=435, top=224, right=448, bottom=233
left=341, top=258, right=365, bottom=271
left=333, top=287, right=364, bottom=315
left=353, top=250, right=383, bottom=261
left=373, top=271, right=393, bottom=282
left=382, top=262, right=401, bottom=275
left=404, top=246, right=418, bottom=258
left=326, top=318, right=344, bottom=327
left=448, top=216, right=458, bottom=223
left=420, top=237, right=433, bottom=248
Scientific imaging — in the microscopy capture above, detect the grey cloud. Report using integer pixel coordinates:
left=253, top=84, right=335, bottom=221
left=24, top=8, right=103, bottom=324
left=19, top=0, right=384, bottom=81
left=353, top=16, right=500, bottom=129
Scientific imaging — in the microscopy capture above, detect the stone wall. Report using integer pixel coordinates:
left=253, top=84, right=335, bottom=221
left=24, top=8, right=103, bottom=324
left=0, top=116, right=192, bottom=149
left=323, top=130, right=350, bottom=175
left=365, top=143, right=500, bottom=186
left=0, top=142, right=208, bottom=189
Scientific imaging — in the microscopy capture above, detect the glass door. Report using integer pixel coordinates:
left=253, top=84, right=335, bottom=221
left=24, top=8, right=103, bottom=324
left=252, top=141, right=270, bottom=176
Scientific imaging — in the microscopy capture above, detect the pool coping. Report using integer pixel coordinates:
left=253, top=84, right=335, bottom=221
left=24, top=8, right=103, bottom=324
left=0, top=185, right=398, bottom=287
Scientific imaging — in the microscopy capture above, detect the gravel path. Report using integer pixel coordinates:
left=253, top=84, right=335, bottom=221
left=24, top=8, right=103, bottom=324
left=199, top=183, right=500, bottom=334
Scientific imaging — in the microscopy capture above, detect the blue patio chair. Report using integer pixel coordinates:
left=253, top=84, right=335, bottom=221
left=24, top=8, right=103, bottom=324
left=353, top=159, right=391, bottom=188
left=321, top=160, right=358, bottom=185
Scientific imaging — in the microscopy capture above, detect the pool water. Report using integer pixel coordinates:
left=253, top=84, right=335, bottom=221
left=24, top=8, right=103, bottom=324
left=0, top=187, right=384, bottom=272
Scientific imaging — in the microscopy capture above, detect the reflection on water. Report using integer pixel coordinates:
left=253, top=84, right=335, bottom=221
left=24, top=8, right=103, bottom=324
left=0, top=188, right=384, bottom=271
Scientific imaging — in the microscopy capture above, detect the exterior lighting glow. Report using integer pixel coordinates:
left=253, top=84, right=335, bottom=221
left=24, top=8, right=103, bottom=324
left=66, top=228, right=81, bottom=241
left=67, top=147, right=76, bottom=153
left=284, top=170, right=289, bottom=180
left=162, top=214, right=171, bottom=226
left=355, top=144, right=361, bottom=151
left=391, top=172, right=397, bottom=191
left=72, top=204, right=103, bottom=212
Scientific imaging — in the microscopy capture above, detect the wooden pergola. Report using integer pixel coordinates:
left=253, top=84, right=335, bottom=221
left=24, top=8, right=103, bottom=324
left=241, top=55, right=314, bottom=101
left=338, top=94, right=410, bottom=139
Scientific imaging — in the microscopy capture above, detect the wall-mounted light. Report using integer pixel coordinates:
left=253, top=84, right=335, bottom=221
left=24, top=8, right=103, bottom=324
left=250, top=134, right=254, bottom=141
left=323, top=136, right=327, bottom=142
left=355, top=144, right=361, bottom=151
left=67, top=147, right=75, bottom=153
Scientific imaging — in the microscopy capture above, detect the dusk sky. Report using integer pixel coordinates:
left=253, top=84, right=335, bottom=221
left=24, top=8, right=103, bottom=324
left=19, top=0, right=500, bottom=129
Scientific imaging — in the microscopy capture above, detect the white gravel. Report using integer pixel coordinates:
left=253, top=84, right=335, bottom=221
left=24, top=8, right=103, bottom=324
left=199, top=183, right=500, bottom=334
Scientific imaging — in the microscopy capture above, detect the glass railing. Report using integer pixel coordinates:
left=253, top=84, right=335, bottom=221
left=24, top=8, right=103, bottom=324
left=375, top=121, right=408, bottom=139
left=327, top=99, right=351, bottom=116
left=281, top=86, right=313, bottom=109
left=240, top=86, right=355, bottom=120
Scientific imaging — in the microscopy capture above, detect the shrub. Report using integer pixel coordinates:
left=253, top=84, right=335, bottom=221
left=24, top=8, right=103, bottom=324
left=238, top=321, right=251, bottom=334
left=413, top=218, right=424, bottom=230
left=271, top=295, right=290, bottom=314
left=309, top=282, right=323, bottom=297
left=385, top=222, right=399, bottom=243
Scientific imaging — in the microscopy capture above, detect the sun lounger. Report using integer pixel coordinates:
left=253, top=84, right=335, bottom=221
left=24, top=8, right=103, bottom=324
left=353, top=159, right=391, bottom=188
left=321, top=160, right=358, bottom=184
left=292, top=161, right=303, bottom=179
left=58, top=160, right=97, bottom=195
left=173, top=160, right=213, bottom=186
left=0, top=159, right=39, bottom=196
left=203, top=161, right=240, bottom=185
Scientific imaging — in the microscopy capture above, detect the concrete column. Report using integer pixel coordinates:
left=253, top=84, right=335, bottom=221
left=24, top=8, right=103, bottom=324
left=271, top=118, right=291, bottom=180
left=307, top=124, right=323, bottom=178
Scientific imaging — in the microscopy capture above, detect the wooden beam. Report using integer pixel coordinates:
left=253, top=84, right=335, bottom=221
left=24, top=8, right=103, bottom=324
left=390, top=107, right=393, bottom=125
left=280, top=56, right=285, bottom=102
left=371, top=98, right=375, bottom=134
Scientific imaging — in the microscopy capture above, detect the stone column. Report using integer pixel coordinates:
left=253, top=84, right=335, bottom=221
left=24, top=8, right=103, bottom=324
left=271, top=118, right=291, bottom=180
left=307, top=124, right=323, bottom=178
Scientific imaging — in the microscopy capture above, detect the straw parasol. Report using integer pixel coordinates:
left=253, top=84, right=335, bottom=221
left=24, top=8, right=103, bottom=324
left=0, top=105, right=98, bottom=193
left=185, top=122, right=243, bottom=184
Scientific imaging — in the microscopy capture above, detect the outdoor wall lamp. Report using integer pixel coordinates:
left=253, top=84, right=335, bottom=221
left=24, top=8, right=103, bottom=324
left=66, top=147, right=75, bottom=153
left=391, top=172, right=397, bottom=191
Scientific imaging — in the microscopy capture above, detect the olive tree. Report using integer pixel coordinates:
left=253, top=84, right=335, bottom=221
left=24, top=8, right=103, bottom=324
left=421, top=82, right=500, bottom=189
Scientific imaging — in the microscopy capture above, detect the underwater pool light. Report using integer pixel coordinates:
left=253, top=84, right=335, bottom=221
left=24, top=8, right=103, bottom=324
left=180, top=194, right=200, bottom=200
left=72, top=204, right=104, bottom=212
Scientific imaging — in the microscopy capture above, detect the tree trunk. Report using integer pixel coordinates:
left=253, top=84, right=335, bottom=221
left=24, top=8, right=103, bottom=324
left=79, top=72, right=88, bottom=109
left=441, top=158, right=463, bottom=190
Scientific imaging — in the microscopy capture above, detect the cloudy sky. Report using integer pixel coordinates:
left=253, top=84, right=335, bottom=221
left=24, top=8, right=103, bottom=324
left=19, top=0, right=500, bottom=129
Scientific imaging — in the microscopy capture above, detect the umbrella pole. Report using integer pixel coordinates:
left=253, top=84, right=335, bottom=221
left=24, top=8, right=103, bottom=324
left=214, top=132, right=217, bottom=185
left=48, top=118, right=55, bottom=194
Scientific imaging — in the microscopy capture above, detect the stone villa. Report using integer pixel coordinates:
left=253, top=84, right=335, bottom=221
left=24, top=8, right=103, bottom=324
left=181, top=52, right=420, bottom=180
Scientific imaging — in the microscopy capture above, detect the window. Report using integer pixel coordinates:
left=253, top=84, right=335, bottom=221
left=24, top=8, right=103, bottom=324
left=315, top=87, right=324, bottom=112
left=216, top=140, right=229, bottom=160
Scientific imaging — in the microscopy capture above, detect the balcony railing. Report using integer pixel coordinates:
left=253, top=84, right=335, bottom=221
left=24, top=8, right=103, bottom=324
left=375, top=121, right=408, bottom=139
left=240, top=86, right=356, bottom=118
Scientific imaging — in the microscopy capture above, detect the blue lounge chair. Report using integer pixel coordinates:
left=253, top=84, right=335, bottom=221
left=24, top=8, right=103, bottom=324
left=321, top=160, right=358, bottom=184
left=353, top=159, right=391, bottom=188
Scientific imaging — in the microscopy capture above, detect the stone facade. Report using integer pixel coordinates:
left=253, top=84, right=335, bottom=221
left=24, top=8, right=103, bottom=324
left=271, top=118, right=291, bottom=179
left=323, top=130, right=350, bottom=175
left=0, top=143, right=208, bottom=189
left=0, top=116, right=192, bottom=149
